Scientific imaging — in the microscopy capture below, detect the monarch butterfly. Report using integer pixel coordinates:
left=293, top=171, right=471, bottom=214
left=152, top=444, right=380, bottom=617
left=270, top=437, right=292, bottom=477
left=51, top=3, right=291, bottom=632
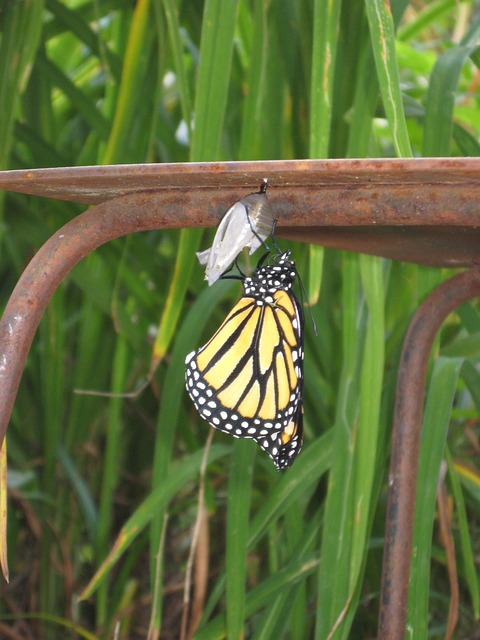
left=196, top=180, right=275, bottom=285
left=185, top=250, right=304, bottom=470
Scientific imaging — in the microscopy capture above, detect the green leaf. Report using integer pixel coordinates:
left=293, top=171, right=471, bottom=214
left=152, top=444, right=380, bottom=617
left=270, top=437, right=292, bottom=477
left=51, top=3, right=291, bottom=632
left=364, top=0, right=412, bottom=157
left=407, top=357, right=463, bottom=636
left=423, top=45, right=480, bottom=156
left=309, top=0, right=342, bottom=158
left=446, top=449, right=480, bottom=619
left=0, top=0, right=45, bottom=172
left=191, top=0, right=240, bottom=161
left=226, top=440, right=255, bottom=638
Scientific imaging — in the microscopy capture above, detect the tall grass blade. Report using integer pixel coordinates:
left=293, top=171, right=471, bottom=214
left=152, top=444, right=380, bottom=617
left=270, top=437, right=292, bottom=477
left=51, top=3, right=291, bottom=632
left=407, top=357, right=463, bottom=637
left=350, top=255, right=385, bottom=583
left=315, top=254, right=362, bottom=640
left=446, top=448, right=480, bottom=619
left=0, top=0, right=45, bottom=172
left=191, top=0, right=240, bottom=161
left=423, top=45, right=479, bottom=156
left=364, top=0, right=412, bottom=157
left=309, top=0, right=342, bottom=158
left=160, top=0, right=193, bottom=139
left=226, top=441, right=254, bottom=639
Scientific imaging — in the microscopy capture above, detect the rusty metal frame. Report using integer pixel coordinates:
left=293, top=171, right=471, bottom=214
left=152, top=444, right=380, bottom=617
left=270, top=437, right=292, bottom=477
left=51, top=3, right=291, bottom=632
left=1, top=159, right=480, bottom=639
left=1, top=158, right=480, bottom=268
left=378, top=266, right=480, bottom=639
left=0, top=192, right=179, bottom=446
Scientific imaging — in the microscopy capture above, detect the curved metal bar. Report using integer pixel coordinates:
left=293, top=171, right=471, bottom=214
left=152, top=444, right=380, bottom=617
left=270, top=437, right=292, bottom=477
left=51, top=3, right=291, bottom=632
left=0, top=191, right=191, bottom=447
left=378, top=266, right=480, bottom=639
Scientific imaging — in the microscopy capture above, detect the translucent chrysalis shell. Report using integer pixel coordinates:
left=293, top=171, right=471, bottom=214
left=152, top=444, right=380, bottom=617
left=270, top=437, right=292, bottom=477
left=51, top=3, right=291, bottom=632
left=197, top=179, right=275, bottom=285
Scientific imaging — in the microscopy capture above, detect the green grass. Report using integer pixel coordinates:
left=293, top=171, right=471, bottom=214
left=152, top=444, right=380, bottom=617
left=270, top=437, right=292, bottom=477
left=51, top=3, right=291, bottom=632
left=1, top=1, right=480, bottom=639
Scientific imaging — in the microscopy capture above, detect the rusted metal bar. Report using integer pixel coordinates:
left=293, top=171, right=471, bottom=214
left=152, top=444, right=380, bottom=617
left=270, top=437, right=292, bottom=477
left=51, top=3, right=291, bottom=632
left=1, top=159, right=480, bottom=206
left=378, top=266, right=480, bottom=639
left=0, top=191, right=196, bottom=448
left=1, top=159, right=480, bottom=268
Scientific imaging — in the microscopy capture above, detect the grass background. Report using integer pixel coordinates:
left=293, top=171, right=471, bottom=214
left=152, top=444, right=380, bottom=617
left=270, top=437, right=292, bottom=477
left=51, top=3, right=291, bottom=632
left=1, top=0, right=480, bottom=638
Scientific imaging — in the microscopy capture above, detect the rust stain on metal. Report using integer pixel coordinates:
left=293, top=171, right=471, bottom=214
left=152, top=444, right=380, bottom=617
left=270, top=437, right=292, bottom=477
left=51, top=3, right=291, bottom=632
left=378, top=267, right=480, bottom=640
left=1, top=159, right=479, bottom=267
left=284, top=225, right=480, bottom=267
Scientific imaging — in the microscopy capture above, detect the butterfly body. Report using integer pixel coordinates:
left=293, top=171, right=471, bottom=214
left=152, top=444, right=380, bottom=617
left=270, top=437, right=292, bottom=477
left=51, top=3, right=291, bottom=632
left=185, top=251, right=304, bottom=470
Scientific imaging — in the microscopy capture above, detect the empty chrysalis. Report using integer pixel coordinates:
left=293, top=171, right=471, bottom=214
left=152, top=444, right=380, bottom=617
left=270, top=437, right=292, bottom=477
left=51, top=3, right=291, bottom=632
left=197, top=179, right=275, bottom=285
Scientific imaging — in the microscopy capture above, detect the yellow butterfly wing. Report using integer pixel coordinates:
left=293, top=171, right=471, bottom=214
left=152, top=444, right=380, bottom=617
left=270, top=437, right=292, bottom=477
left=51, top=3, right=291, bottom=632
left=185, top=282, right=304, bottom=469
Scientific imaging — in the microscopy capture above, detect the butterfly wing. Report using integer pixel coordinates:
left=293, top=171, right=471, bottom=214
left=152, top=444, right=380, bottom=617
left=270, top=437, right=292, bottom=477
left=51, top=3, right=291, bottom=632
left=185, top=287, right=304, bottom=469
left=275, top=405, right=304, bottom=470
